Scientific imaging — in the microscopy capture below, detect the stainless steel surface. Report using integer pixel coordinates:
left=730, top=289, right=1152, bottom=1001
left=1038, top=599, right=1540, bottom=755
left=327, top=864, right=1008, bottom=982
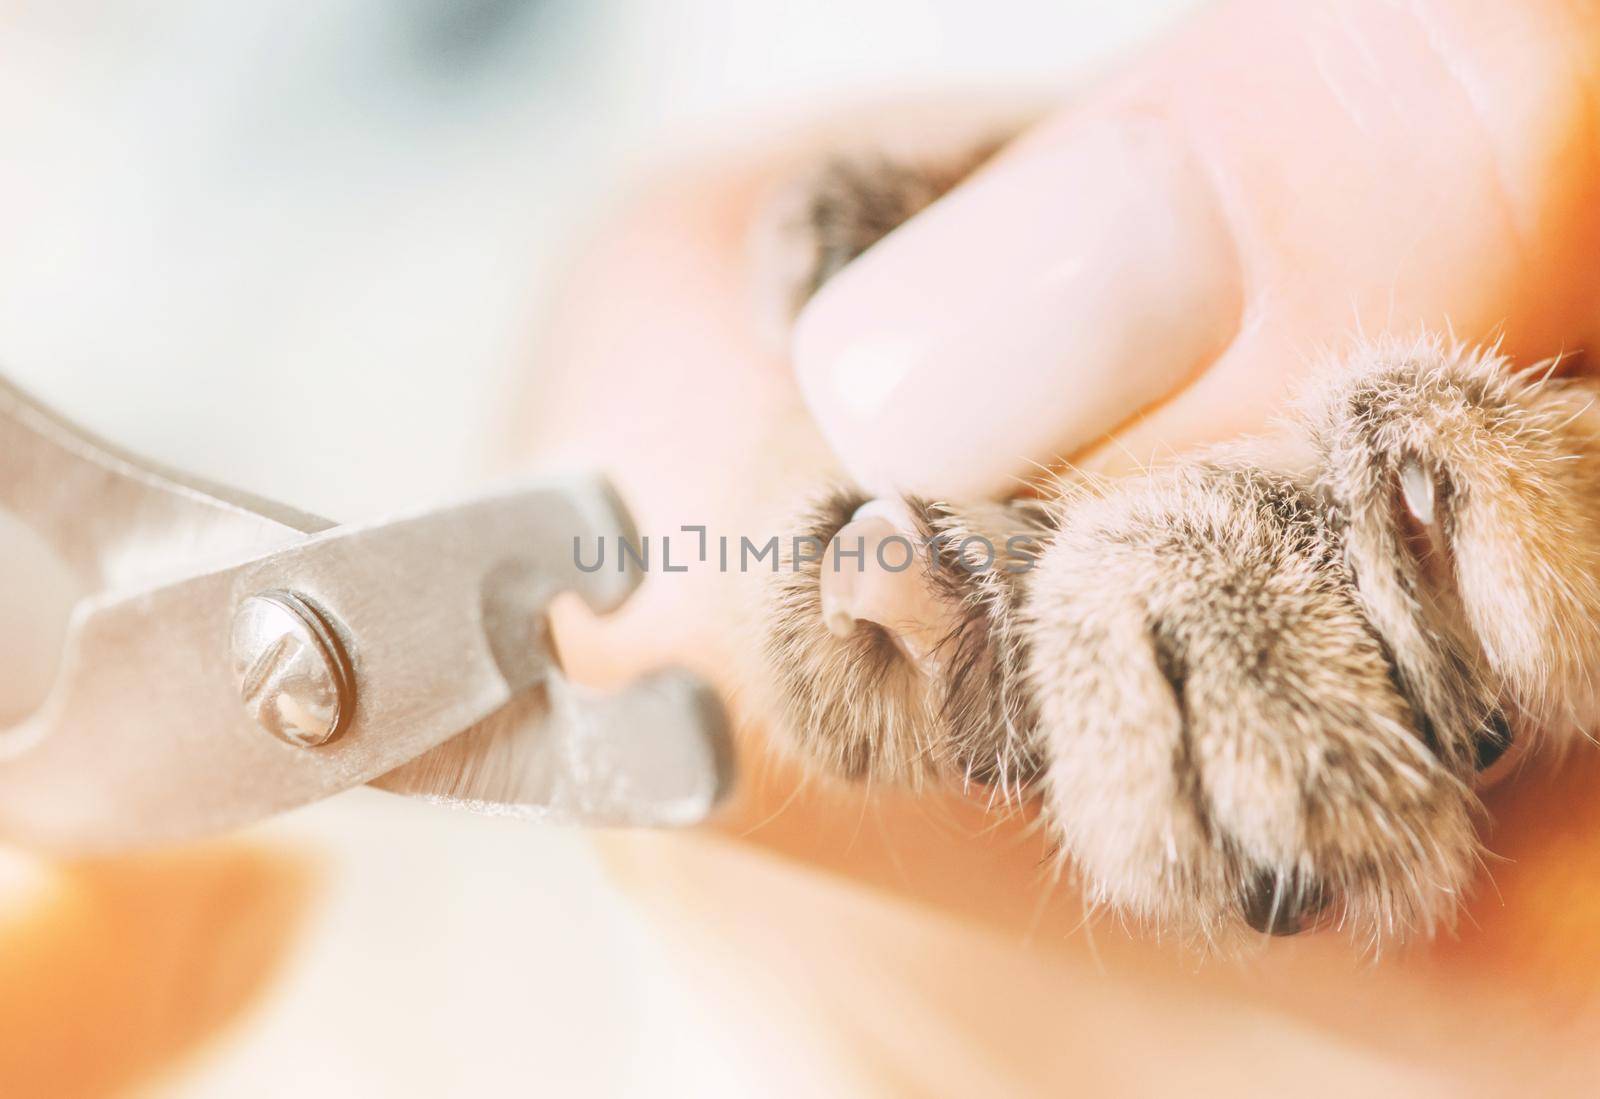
left=232, top=590, right=354, bottom=748
left=0, top=373, right=733, bottom=850
left=374, top=669, right=734, bottom=827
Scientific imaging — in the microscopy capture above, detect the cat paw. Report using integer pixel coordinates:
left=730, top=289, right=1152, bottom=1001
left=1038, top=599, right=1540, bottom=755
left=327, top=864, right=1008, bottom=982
left=1026, top=459, right=1478, bottom=942
left=1304, top=337, right=1600, bottom=755
left=763, top=489, right=1046, bottom=791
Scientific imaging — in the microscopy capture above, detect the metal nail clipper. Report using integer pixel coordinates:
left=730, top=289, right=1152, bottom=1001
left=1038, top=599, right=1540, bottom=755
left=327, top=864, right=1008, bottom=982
left=0, top=373, right=732, bottom=852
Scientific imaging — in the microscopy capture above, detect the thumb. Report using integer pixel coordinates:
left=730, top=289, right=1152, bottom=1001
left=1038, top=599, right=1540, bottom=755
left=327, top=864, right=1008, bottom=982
left=792, top=0, right=1600, bottom=496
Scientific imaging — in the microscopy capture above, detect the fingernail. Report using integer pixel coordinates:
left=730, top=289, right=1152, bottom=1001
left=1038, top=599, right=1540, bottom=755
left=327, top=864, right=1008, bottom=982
left=792, top=114, right=1242, bottom=499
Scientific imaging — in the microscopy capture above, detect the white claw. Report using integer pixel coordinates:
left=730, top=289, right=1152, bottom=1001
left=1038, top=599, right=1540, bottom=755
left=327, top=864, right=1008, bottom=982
left=1399, top=459, right=1436, bottom=526
left=819, top=554, right=861, bottom=638
left=815, top=500, right=956, bottom=671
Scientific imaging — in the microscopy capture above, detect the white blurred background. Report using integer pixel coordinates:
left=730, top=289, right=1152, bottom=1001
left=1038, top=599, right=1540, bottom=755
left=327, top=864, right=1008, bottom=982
left=0, top=1, right=1199, bottom=1094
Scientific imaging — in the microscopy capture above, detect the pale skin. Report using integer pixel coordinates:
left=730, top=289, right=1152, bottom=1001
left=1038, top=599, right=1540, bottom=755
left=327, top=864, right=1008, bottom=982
left=521, top=0, right=1600, bottom=1092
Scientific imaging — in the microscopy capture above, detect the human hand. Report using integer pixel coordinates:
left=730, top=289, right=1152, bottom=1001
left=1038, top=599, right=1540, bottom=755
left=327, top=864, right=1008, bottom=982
left=516, top=0, right=1600, bottom=1089
left=792, top=0, right=1600, bottom=498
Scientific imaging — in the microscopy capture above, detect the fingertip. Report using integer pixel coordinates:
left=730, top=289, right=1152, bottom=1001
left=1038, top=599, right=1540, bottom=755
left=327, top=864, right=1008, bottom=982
left=791, top=112, right=1242, bottom=499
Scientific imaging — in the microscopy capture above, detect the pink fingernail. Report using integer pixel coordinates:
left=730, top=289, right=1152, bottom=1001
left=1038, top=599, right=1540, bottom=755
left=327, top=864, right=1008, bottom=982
left=792, top=114, right=1243, bottom=499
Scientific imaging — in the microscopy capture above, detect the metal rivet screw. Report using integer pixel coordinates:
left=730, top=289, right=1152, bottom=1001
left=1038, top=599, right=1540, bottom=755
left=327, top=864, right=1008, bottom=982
left=231, top=590, right=354, bottom=747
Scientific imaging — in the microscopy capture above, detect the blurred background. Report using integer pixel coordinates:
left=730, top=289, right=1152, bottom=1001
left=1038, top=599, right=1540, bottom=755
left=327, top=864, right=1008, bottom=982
left=0, top=1, right=1199, bottom=1094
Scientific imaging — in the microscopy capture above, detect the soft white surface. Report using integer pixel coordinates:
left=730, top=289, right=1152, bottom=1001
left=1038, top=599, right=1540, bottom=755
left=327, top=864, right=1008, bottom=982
left=0, top=1, right=1196, bottom=1094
